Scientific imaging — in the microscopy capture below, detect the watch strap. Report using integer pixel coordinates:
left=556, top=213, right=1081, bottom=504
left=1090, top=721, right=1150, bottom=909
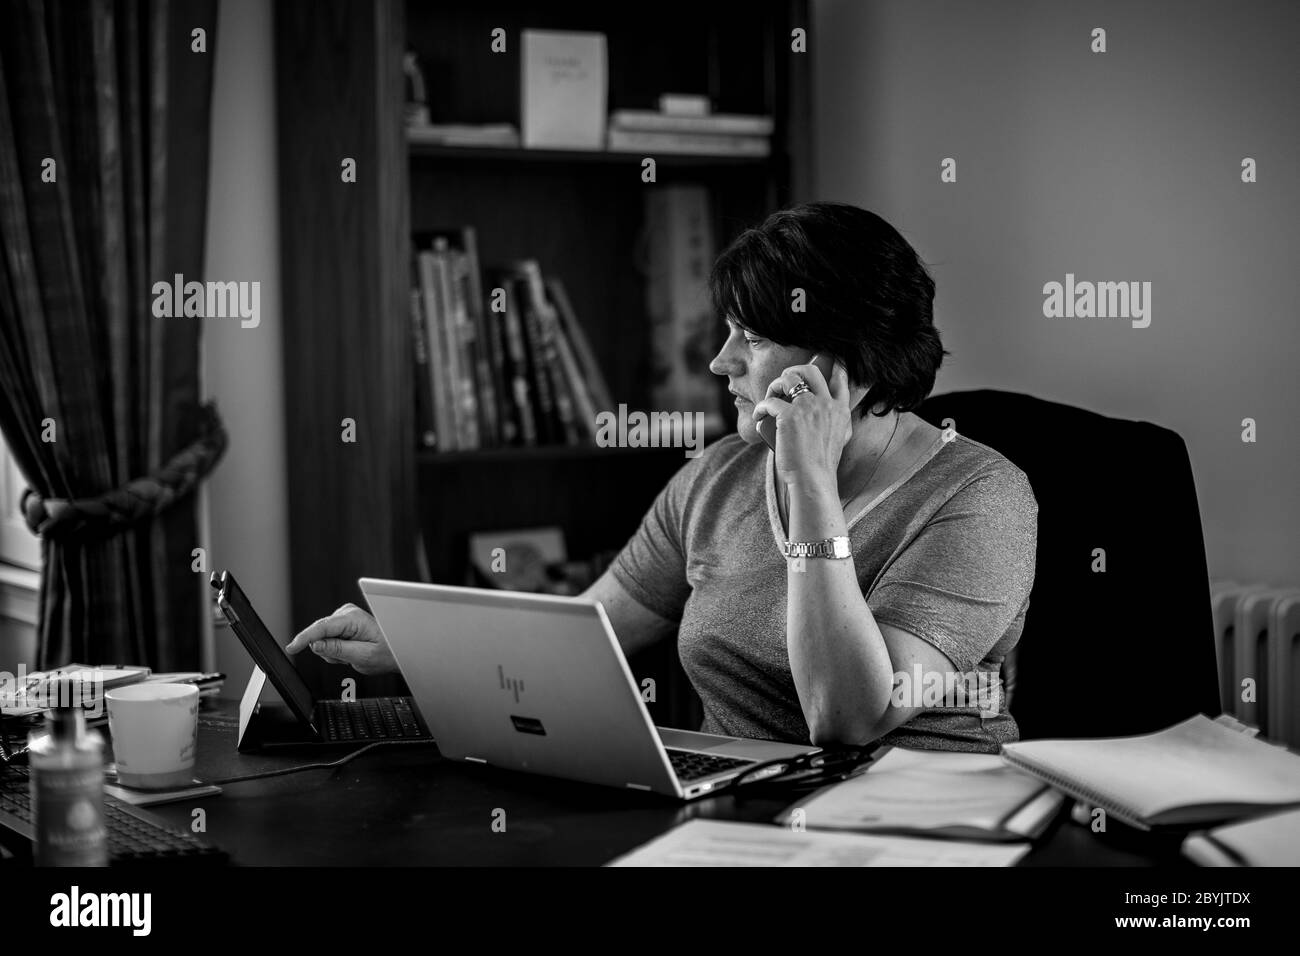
left=781, top=536, right=851, bottom=559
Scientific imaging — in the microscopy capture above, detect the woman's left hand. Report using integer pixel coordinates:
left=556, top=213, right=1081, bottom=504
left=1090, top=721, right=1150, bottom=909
left=753, top=360, right=854, bottom=491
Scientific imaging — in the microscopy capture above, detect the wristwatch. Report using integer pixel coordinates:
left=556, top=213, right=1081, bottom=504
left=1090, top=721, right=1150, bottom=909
left=781, top=536, right=852, bottom=559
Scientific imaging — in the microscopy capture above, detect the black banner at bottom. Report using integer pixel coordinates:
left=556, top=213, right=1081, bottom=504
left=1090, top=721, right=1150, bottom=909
left=3, top=864, right=1284, bottom=940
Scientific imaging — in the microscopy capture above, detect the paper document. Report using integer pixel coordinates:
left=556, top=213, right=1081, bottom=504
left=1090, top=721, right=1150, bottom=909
left=780, top=747, right=1063, bottom=840
left=2, top=664, right=150, bottom=716
left=607, top=819, right=1030, bottom=867
left=1001, top=715, right=1300, bottom=827
left=1182, top=807, right=1300, bottom=866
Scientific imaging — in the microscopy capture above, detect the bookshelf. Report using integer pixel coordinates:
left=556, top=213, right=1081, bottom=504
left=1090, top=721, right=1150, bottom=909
left=275, top=0, right=810, bottom=724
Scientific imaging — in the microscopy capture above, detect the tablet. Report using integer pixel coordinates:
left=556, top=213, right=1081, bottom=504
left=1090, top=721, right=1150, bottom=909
left=210, top=569, right=319, bottom=736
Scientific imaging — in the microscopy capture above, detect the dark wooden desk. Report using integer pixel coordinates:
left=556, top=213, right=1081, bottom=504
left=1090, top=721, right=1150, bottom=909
left=137, top=700, right=1191, bottom=867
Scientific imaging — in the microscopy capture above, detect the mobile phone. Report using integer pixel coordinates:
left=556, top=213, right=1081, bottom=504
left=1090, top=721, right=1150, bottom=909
left=756, top=353, right=836, bottom=451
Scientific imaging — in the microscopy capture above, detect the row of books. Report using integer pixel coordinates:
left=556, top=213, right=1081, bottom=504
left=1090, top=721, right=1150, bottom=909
left=406, top=108, right=772, bottom=157
left=605, top=109, right=771, bottom=157
left=410, top=229, right=615, bottom=452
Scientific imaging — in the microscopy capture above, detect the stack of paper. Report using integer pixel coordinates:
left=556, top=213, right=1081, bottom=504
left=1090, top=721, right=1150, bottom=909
left=777, top=747, right=1064, bottom=841
left=406, top=124, right=521, bottom=148
left=607, top=820, right=1029, bottom=867
left=1, top=664, right=150, bottom=717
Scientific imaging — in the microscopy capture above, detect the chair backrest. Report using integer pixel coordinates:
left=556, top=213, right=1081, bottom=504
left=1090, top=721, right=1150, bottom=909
left=916, top=390, right=1220, bottom=740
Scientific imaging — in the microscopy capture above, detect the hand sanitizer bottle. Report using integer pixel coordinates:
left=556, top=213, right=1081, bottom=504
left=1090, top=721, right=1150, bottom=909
left=28, top=701, right=108, bottom=866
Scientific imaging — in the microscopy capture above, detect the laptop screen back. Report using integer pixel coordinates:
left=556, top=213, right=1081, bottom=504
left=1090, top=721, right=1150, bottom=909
left=359, top=578, right=679, bottom=794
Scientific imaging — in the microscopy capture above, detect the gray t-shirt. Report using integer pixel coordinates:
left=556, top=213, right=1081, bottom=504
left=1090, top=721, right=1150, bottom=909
left=609, top=431, right=1038, bottom=753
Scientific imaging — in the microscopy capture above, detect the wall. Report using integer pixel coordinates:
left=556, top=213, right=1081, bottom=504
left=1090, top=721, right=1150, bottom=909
left=812, top=0, right=1298, bottom=584
left=0, top=570, right=38, bottom=676
left=202, top=0, right=291, bottom=694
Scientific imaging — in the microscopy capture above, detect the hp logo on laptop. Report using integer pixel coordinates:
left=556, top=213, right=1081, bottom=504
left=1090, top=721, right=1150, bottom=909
left=498, top=665, right=524, bottom=703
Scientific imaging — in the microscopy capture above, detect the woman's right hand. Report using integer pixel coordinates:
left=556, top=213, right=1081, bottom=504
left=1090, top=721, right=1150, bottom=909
left=285, top=603, right=399, bottom=676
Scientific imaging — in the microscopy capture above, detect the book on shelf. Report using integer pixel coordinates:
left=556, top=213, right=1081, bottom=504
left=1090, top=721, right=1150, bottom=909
left=656, top=93, right=710, bottom=116
left=606, top=128, right=770, bottom=157
left=644, top=185, right=726, bottom=436
left=521, top=30, right=607, bottom=150
left=493, top=274, right=539, bottom=446
left=413, top=229, right=501, bottom=449
left=542, top=280, right=601, bottom=436
left=513, top=260, right=584, bottom=444
left=475, top=256, right=513, bottom=447
left=547, top=277, right=614, bottom=415
left=452, top=227, right=500, bottom=446
left=406, top=123, right=521, bottom=148
left=609, top=109, right=774, bottom=136
left=408, top=287, right=437, bottom=449
left=414, top=247, right=458, bottom=450
left=433, top=236, right=480, bottom=449
left=511, top=271, right=562, bottom=445
left=410, top=231, right=615, bottom=453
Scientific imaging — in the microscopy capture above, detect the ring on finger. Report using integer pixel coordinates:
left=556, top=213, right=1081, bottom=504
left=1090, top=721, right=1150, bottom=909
left=787, top=380, right=812, bottom=400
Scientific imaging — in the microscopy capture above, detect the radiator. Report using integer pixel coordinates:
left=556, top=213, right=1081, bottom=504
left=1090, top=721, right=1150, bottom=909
left=1211, top=581, right=1300, bottom=746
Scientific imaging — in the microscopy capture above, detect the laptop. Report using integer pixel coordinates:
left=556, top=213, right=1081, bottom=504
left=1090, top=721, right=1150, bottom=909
left=359, top=578, right=819, bottom=800
left=211, top=570, right=431, bottom=751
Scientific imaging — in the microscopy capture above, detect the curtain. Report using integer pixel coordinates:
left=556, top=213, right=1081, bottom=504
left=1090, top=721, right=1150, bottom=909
left=0, top=0, right=224, bottom=670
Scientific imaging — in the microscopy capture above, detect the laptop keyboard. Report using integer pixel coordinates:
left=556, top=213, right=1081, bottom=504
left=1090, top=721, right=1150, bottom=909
left=0, top=765, right=226, bottom=864
left=666, top=748, right=753, bottom=783
left=315, top=697, right=429, bottom=742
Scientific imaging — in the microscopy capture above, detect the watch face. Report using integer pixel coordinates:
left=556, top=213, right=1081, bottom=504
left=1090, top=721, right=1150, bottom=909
left=832, top=538, right=851, bottom=559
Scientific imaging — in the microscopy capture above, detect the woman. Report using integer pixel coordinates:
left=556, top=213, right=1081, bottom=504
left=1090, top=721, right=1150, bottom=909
left=288, top=202, right=1038, bottom=753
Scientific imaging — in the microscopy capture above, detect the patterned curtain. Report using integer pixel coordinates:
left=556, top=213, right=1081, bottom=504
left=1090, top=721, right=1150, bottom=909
left=0, top=0, right=224, bottom=669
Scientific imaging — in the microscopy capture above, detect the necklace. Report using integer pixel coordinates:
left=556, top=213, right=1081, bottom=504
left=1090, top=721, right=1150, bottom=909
left=840, top=412, right=902, bottom=508
left=778, top=412, right=903, bottom=526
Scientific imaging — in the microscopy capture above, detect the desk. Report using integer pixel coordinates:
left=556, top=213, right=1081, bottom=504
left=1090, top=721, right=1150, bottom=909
left=131, top=701, right=1193, bottom=866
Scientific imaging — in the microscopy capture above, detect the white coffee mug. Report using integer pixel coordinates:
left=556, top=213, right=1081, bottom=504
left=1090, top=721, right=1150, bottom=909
left=106, top=683, right=199, bottom=789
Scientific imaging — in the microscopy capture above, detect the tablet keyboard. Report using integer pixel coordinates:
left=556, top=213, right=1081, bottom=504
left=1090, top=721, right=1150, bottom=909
left=314, top=696, right=430, bottom=742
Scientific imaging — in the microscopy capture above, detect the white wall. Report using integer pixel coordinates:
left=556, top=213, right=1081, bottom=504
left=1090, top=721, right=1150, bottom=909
left=812, top=0, right=1299, bottom=585
left=202, top=0, right=291, bottom=693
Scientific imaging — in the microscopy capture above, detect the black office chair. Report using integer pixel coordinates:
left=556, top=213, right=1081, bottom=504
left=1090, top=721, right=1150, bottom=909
left=916, top=389, right=1221, bottom=740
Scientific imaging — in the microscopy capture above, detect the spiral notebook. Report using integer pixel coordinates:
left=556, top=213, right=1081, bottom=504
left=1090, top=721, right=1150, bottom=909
left=1000, top=714, right=1300, bottom=830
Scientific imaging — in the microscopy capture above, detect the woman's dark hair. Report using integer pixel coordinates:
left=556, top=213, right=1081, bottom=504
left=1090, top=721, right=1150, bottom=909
left=708, top=201, right=946, bottom=416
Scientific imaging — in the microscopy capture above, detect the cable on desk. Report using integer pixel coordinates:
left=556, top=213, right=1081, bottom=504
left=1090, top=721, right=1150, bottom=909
left=209, top=739, right=434, bottom=785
